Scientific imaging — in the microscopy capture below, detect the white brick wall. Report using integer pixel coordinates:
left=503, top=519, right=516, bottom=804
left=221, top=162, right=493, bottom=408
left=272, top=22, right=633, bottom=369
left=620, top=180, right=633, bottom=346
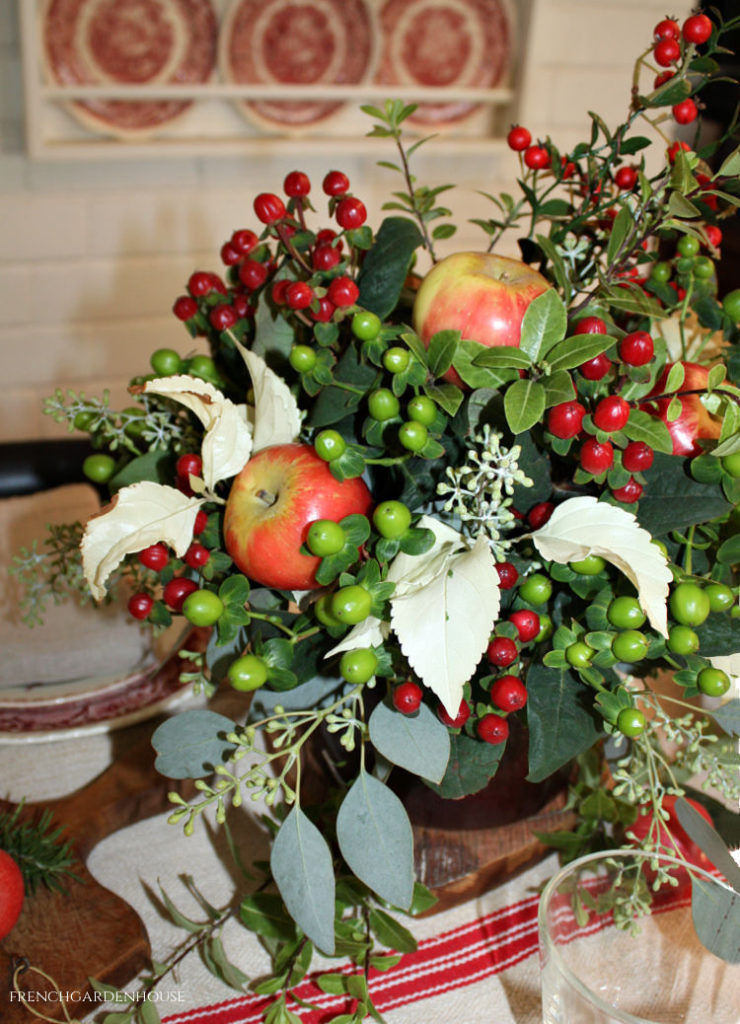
left=1, top=0, right=693, bottom=442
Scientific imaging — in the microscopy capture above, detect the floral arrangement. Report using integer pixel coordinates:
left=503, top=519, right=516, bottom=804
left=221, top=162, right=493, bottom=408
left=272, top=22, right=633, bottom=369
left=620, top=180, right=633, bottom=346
left=15, top=9, right=740, bottom=1021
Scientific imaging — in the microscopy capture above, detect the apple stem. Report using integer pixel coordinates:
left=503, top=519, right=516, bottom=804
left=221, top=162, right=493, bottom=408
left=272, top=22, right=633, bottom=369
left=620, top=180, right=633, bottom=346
left=256, top=489, right=277, bottom=508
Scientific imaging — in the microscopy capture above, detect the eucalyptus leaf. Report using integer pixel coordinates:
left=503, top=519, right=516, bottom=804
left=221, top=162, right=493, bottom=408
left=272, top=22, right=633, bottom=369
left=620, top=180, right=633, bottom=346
left=691, top=877, right=740, bottom=962
left=152, top=710, right=236, bottom=779
left=368, top=701, right=450, bottom=783
left=271, top=806, right=336, bottom=954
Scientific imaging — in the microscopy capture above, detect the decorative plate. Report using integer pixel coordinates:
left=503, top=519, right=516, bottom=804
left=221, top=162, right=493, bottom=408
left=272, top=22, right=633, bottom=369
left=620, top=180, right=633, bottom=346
left=374, top=0, right=511, bottom=127
left=219, top=0, right=376, bottom=132
left=41, top=0, right=218, bottom=138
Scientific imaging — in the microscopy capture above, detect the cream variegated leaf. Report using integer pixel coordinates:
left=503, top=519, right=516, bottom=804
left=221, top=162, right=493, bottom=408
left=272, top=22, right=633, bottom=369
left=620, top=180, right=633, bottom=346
left=530, top=495, right=672, bottom=637
left=81, top=482, right=204, bottom=601
left=143, top=375, right=252, bottom=489
left=325, top=617, right=386, bottom=659
left=390, top=534, right=500, bottom=717
left=387, top=516, right=466, bottom=597
left=237, top=343, right=302, bottom=452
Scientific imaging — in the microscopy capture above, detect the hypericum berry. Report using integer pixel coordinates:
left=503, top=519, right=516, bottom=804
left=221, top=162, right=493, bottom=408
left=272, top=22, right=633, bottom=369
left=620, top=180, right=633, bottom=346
left=139, top=543, right=169, bottom=571
left=340, top=648, right=378, bottom=684
left=617, top=707, right=647, bottom=738
left=128, top=592, right=154, bottom=620
left=654, top=70, right=675, bottom=88
left=524, top=145, right=550, bottom=170
left=327, top=276, right=360, bottom=307
left=527, top=503, right=554, bottom=530
left=162, top=577, right=198, bottom=612
left=322, top=170, right=350, bottom=196
left=565, top=641, right=595, bottom=668
left=230, top=228, right=258, bottom=254
left=547, top=400, right=586, bottom=439
left=176, top=453, right=203, bottom=481
left=654, top=18, right=680, bottom=41
left=373, top=500, right=412, bottom=539
left=506, top=125, right=531, bottom=151
left=285, top=281, right=314, bottom=310
left=238, top=259, right=269, bottom=290
left=593, top=395, right=630, bottom=433
left=193, top=510, right=208, bottom=534
left=151, top=347, right=183, bottom=376
left=673, top=98, right=698, bottom=125
left=518, top=572, right=553, bottom=605
left=705, top=583, right=735, bottom=612
left=607, top=596, right=646, bottom=630
left=573, top=316, right=607, bottom=335
left=508, top=609, right=541, bottom=643
left=438, top=699, right=471, bottom=728
left=228, top=654, right=269, bottom=692
left=283, top=170, right=310, bottom=197
left=184, top=542, right=210, bottom=569
left=351, top=310, right=382, bottom=341
left=336, top=196, right=367, bottom=230
left=253, top=192, right=286, bottom=224
left=667, top=624, right=700, bottom=655
left=233, top=294, right=254, bottom=319
left=667, top=140, right=692, bottom=163
left=682, top=13, right=712, bottom=44
left=289, top=344, right=318, bottom=373
left=697, top=667, right=730, bottom=697
left=477, top=713, right=510, bottom=745
left=393, top=681, right=423, bottom=715
left=580, top=438, right=614, bottom=475
left=312, top=296, right=336, bottom=322
left=220, top=241, right=241, bottom=266
left=383, top=347, right=410, bottom=374
left=312, top=244, right=341, bottom=271
left=495, top=561, right=519, bottom=590
left=612, top=477, right=643, bottom=504
left=579, top=352, right=612, bottom=380
left=487, top=636, right=519, bottom=668
left=407, top=395, right=437, bottom=426
left=368, top=388, right=400, bottom=421
left=187, top=271, right=215, bottom=297
left=619, top=330, right=654, bottom=367
left=654, top=38, right=681, bottom=66
left=704, top=225, right=722, bottom=249
left=306, top=519, right=345, bottom=556
left=614, top=166, right=638, bottom=190
left=209, top=304, right=238, bottom=331
left=182, top=589, right=224, bottom=627
left=314, top=429, right=346, bottom=461
left=271, top=279, right=290, bottom=306
left=670, top=581, right=710, bottom=627
left=490, top=675, right=528, bottom=712
left=622, top=441, right=654, bottom=473
left=173, top=295, right=198, bottom=320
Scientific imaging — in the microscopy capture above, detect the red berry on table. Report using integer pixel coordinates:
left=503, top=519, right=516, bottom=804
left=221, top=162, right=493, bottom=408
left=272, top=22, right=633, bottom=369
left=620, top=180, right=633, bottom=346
left=614, top=166, right=638, bottom=190
left=173, top=295, right=198, bottom=320
left=705, top=225, right=722, bottom=249
left=163, top=577, right=198, bottom=612
left=654, top=70, right=675, bottom=88
left=524, top=145, right=550, bottom=170
left=312, top=296, right=336, bottom=322
left=622, top=441, right=654, bottom=473
left=176, top=453, right=203, bottom=481
left=188, top=271, right=215, bottom=297
left=0, top=850, right=24, bottom=941
left=612, top=477, right=643, bottom=504
left=527, top=502, right=554, bottom=530
left=506, top=124, right=532, bottom=151
left=438, top=699, right=471, bottom=728
left=495, top=561, right=519, bottom=590
left=508, top=609, right=541, bottom=643
left=139, top=543, right=169, bottom=571
left=336, top=196, right=367, bottom=230
left=231, top=228, right=258, bottom=255
left=128, top=592, right=154, bottom=620
left=547, top=400, right=586, bottom=439
left=393, top=680, right=423, bottom=715
left=253, top=192, right=286, bottom=224
left=322, top=170, right=350, bottom=196
left=654, top=18, right=680, bottom=41
left=193, top=510, right=208, bottom=534
left=682, top=13, right=712, bottom=44
left=220, top=242, right=241, bottom=266
left=487, top=636, right=519, bottom=668
left=184, top=542, right=210, bottom=569
left=573, top=315, right=607, bottom=335
left=477, top=713, right=510, bottom=745
left=654, top=38, right=681, bottom=66
left=490, top=675, right=528, bottom=712
left=619, top=330, right=654, bottom=366
left=593, top=395, right=630, bottom=432
left=285, top=281, right=314, bottom=310
left=673, top=98, right=698, bottom=125
left=209, top=304, right=238, bottom=331
left=580, top=438, right=614, bottom=475
left=327, top=276, right=360, bottom=308
left=312, top=244, right=341, bottom=271
left=283, top=170, right=311, bottom=197
left=238, top=259, right=269, bottom=290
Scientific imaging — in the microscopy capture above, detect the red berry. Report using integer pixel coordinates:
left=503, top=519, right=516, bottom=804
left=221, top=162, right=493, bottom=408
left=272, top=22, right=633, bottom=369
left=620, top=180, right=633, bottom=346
left=705, top=225, right=722, bottom=249
left=615, top=166, right=638, bottom=190
left=253, top=192, right=286, bottom=224
left=573, top=316, right=607, bottom=335
left=220, top=242, right=241, bottom=266
left=322, top=170, right=350, bottom=196
left=673, top=98, right=698, bottom=125
left=138, top=543, right=169, bottom=571
left=174, top=296, right=198, bottom=321
left=327, top=276, right=359, bottom=308
left=622, top=441, right=654, bottom=473
left=312, top=296, right=336, bottom=322
left=231, top=229, right=258, bottom=255
left=486, top=636, right=519, bottom=668
left=128, top=592, right=154, bottom=620
left=477, top=713, right=510, bottom=745
left=527, top=502, right=554, bottom=530
left=654, top=38, right=681, bottom=66
left=495, top=561, right=519, bottom=590
left=612, top=477, right=643, bottom=504
left=193, top=510, right=208, bottom=534
left=507, top=125, right=532, bottom=151
left=524, top=145, right=550, bottom=170
left=619, top=330, right=654, bottom=366
left=209, top=304, right=238, bottom=331
left=163, top=577, right=198, bottom=612
left=667, top=140, right=691, bottom=163
left=283, top=170, right=311, bottom=197
left=508, top=609, right=541, bottom=643
left=682, top=13, right=712, bottom=44
left=561, top=158, right=577, bottom=180
left=547, top=400, right=586, bottom=439
left=0, top=850, right=24, bottom=941
left=184, top=542, right=210, bottom=569
left=490, top=675, right=528, bottom=712
left=579, top=352, right=612, bottom=381
left=177, top=453, right=203, bottom=480
left=654, top=70, right=675, bottom=88
left=238, top=259, right=269, bottom=291
left=336, top=196, right=367, bottom=230
left=312, top=244, right=341, bottom=271
left=654, top=18, right=680, bottom=41
left=316, top=228, right=341, bottom=248
left=580, top=438, right=614, bottom=475
left=285, top=281, right=314, bottom=310
left=593, top=395, right=630, bottom=432
left=438, top=699, right=471, bottom=728
left=393, top=681, right=423, bottom=715
left=188, top=271, right=215, bottom=297
left=271, top=279, right=291, bottom=305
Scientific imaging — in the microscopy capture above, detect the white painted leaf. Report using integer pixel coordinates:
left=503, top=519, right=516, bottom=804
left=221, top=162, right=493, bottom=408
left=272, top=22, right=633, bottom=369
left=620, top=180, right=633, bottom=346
left=387, top=515, right=465, bottom=597
left=81, top=482, right=203, bottom=600
left=530, top=495, right=672, bottom=637
left=325, top=616, right=386, bottom=659
left=143, top=375, right=252, bottom=490
left=237, top=343, right=302, bottom=452
left=390, top=534, right=500, bottom=717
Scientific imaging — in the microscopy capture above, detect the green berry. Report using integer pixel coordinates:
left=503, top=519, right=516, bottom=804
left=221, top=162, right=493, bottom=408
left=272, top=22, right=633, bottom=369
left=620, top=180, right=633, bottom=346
left=669, top=582, right=711, bottom=627
left=306, top=519, right=345, bottom=556
left=519, top=573, right=553, bottom=605
left=368, top=388, right=400, bottom=421
left=721, top=451, right=740, bottom=478
left=340, top=648, right=378, bottom=684
left=566, top=641, right=595, bottom=668
left=314, top=430, right=346, bottom=461
left=697, top=667, right=730, bottom=697
left=83, top=453, right=116, bottom=484
left=677, top=234, right=700, bottom=257
left=650, top=261, right=672, bottom=284
left=406, top=395, right=437, bottom=426
left=617, top=707, right=646, bottom=737
left=705, top=583, right=735, bottom=613
left=150, top=347, right=183, bottom=376
left=570, top=554, right=606, bottom=575
left=722, top=288, right=740, bottom=323
left=607, top=596, right=646, bottom=630
left=182, top=589, right=224, bottom=627
left=314, top=594, right=342, bottom=627
left=332, top=585, right=372, bottom=625
left=667, top=624, right=700, bottom=655
left=383, top=347, right=410, bottom=374
left=398, top=421, right=428, bottom=452
left=351, top=311, right=382, bottom=341
left=693, top=256, right=714, bottom=279
left=611, top=629, right=649, bottom=663
left=289, top=345, right=318, bottom=372
left=373, top=500, right=412, bottom=539
left=228, top=654, right=269, bottom=692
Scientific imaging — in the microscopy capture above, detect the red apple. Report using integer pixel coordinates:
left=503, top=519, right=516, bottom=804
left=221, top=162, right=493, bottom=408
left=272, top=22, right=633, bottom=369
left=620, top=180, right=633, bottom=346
left=640, top=361, right=723, bottom=456
left=412, top=252, right=551, bottom=386
left=223, top=443, right=372, bottom=590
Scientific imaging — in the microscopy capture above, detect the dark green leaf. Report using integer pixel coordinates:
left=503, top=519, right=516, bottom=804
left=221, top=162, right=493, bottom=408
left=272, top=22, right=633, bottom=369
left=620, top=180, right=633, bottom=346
left=518, top=289, right=568, bottom=361
left=253, top=290, right=295, bottom=362
left=637, top=452, right=731, bottom=536
left=427, top=731, right=504, bottom=798
left=423, top=382, right=464, bottom=418
left=504, top=378, right=546, bottom=434
left=398, top=526, right=435, bottom=556
left=694, top=617, right=739, bottom=657
left=620, top=136, right=651, bottom=155
left=472, top=346, right=532, bottom=370
left=271, top=807, right=336, bottom=954
left=240, top=892, right=298, bottom=942
left=357, top=217, right=424, bottom=318
left=622, top=410, right=674, bottom=453
left=526, top=664, right=603, bottom=782
left=368, top=702, right=450, bottom=783
left=152, top=710, right=236, bottom=779
left=546, top=334, right=614, bottom=372
left=453, top=340, right=516, bottom=389
left=427, top=330, right=460, bottom=378
left=543, top=369, right=576, bottom=407
left=606, top=206, right=633, bottom=267
left=369, top=907, right=418, bottom=953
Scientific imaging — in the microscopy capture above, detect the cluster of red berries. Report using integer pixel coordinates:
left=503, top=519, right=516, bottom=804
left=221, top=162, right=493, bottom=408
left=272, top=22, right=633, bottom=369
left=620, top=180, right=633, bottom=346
left=652, top=14, right=714, bottom=125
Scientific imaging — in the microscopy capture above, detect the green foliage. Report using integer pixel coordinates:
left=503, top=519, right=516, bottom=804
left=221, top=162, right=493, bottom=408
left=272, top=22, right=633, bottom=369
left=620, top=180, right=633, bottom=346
left=0, top=803, right=79, bottom=894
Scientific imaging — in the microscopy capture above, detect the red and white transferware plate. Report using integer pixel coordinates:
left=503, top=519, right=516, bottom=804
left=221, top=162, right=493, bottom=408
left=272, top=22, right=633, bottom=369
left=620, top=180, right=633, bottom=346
left=41, top=0, right=218, bottom=137
left=219, top=0, right=376, bottom=132
left=374, top=0, right=511, bottom=127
